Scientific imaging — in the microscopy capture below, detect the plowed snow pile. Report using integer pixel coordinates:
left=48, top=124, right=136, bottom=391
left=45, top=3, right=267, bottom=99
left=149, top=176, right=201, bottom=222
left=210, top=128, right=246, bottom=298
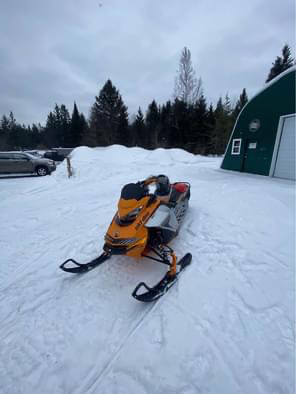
left=0, top=146, right=294, bottom=394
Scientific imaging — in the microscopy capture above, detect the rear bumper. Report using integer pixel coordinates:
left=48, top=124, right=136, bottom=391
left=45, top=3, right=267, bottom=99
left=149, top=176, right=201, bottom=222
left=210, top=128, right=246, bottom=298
left=49, top=165, right=56, bottom=173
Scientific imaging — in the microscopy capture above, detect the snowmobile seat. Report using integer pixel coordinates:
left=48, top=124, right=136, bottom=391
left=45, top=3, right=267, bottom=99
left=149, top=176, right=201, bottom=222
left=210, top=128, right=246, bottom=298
left=169, top=183, right=188, bottom=204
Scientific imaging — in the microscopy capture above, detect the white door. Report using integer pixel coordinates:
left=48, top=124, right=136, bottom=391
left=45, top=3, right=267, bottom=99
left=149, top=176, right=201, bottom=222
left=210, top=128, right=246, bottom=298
left=274, top=115, right=295, bottom=180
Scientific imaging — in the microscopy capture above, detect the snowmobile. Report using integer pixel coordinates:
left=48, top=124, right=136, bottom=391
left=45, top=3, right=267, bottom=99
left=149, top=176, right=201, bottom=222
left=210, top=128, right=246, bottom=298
left=60, top=175, right=192, bottom=302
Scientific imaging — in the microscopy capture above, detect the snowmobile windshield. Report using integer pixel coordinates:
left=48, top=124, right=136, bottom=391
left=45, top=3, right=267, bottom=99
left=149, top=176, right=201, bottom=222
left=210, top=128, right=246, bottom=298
left=120, top=183, right=148, bottom=200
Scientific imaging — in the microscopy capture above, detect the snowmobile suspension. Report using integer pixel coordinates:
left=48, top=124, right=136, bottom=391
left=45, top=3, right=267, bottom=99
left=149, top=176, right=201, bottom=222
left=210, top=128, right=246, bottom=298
left=142, top=245, right=177, bottom=276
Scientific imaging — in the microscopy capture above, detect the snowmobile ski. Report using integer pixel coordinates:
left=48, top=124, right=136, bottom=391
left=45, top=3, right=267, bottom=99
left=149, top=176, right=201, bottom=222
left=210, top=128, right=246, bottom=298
left=132, top=253, right=192, bottom=302
left=59, top=252, right=110, bottom=274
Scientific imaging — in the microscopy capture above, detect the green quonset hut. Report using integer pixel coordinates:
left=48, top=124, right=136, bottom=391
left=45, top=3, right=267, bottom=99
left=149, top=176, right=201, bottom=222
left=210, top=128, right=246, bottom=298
left=221, top=66, right=295, bottom=180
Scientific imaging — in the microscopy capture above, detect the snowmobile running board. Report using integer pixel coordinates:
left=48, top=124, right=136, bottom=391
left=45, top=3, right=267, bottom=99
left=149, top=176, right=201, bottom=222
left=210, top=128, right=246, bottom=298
left=132, top=253, right=192, bottom=302
left=59, top=253, right=111, bottom=273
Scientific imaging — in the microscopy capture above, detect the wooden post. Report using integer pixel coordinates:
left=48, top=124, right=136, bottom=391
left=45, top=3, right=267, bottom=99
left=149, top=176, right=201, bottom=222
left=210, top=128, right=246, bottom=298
left=66, top=156, right=73, bottom=178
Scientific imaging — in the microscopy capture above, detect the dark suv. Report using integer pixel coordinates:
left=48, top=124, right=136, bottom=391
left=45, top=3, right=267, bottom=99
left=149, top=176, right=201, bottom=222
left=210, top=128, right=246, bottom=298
left=0, top=152, right=56, bottom=176
left=43, top=150, right=66, bottom=162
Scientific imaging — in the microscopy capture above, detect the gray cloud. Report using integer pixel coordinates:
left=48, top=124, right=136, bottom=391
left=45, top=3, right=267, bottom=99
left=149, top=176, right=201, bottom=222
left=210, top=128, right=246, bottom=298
left=0, top=0, right=295, bottom=124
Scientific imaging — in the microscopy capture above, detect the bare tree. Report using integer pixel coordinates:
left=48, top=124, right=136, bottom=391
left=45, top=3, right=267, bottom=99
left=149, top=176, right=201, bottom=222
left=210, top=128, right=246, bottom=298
left=174, top=47, right=202, bottom=104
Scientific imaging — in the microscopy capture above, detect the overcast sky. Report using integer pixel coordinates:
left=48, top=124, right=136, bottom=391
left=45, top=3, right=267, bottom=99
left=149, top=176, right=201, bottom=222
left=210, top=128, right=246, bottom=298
left=0, top=0, right=295, bottom=125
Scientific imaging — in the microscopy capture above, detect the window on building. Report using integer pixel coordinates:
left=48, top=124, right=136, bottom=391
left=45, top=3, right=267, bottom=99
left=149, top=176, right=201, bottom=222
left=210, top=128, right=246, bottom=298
left=231, top=139, right=242, bottom=155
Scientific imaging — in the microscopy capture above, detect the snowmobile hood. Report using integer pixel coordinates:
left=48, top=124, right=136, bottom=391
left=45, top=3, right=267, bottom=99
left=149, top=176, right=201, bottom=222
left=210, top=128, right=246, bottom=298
left=118, top=196, right=149, bottom=218
left=105, top=196, right=160, bottom=258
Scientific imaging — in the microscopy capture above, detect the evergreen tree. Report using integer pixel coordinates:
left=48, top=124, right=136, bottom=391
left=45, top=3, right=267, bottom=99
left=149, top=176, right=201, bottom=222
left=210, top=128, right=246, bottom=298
left=59, top=104, right=71, bottom=147
left=44, top=111, right=56, bottom=148
left=158, top=101, right=173, bottom=148
left=232, top=88, right=248, bottom=120
left=145, top=100, right=160, bottom=149
left=0, top=115, right=10, bottom=149
left=171, top=99, right=190, bottom=149
left=53, top=104, right=61, bottom=146
left=70, top=102, right=86, bottom=147
left=132, top=107, right=147, bottom=147
left=206, top=104, right=216, bottom=154
left=7, top=112, right=20, bottom=149
left=31, top=123, right=44, bottom=148
left=282, top=44, right=295, bottom=69
left=211, top=97, right=233, bottom=154
left=44, top=104, right=71, bottom=148
left=266, top=44, right=295, bottom=82
left=79, top=113, right=87, bottom=145
left=190, top=95, right=210, bottom=154
left=117, top=102, right=129, bottom=146
left=89, top=80, right=128, bottom=146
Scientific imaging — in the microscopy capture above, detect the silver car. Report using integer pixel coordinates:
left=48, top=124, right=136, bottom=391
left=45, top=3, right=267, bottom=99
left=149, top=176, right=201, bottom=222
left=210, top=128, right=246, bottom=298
left=0, top=151, right=56, bottom=176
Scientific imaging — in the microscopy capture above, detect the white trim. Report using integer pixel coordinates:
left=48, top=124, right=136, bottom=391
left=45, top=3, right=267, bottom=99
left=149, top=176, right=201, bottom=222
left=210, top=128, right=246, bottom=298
left=252, top=66, right=296, bottom=102
left=231, top=139, right=242, bottom=155
left=269, top=113, right=296, bottom=177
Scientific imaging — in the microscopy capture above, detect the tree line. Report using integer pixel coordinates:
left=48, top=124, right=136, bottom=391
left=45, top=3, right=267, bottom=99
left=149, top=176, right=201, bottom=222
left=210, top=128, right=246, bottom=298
left=0, top=44, right=294, bottom=154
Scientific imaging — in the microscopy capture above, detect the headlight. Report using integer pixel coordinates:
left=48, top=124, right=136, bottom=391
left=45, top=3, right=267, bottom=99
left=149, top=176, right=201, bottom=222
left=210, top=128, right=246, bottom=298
left=116, top=206, right=143, bottom=225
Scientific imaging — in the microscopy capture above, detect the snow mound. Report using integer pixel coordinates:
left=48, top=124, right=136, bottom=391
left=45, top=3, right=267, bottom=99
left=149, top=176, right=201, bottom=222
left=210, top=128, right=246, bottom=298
left=53, top=145, right=209, bottom=182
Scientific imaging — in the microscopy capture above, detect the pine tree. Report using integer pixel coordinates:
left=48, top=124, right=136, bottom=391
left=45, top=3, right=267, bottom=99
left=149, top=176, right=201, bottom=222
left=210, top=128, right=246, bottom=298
left=174, top=47, right=202, bottom=104
left=79, top=113, right=87, bottom=145
left=7, top=112, right=20, bottom=149
left=53, top=104, right=61, bottom=146
left=145, top=100, right=160, bottom=149
left=282, top=44, right=295, bottom=69
left=89, top=80, right=128, bottom=146
left=0, top=115, right=10, bottom=149
left=211, top=97, right=233, bottom=154
left=266, top=44, right=295, bottom=82
left=132, top=107, right=147, bottom=147
left=171, top=99, right=190, bottom=149
left=117, top=102, right=129, bottom=146
left=31, top=123, right=44, bottom=148
left=158, top=101, right=173, bottom=148
left=232, top=88, right=248, bottom=120
left=44, top=111, right=57, bottom=148
left=70, top=102, right=85, bottom=147
left=60, top=104, right=71, bottom=147
left=195, top=95, right=210, bottom=154
left=206, top=104, right=216, bottom=154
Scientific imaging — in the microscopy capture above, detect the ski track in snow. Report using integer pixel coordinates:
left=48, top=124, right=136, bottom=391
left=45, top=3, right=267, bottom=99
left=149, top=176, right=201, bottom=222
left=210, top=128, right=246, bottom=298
left=79, top=299, right=158, bottom=394
left=0, top=146, right=295, bottom=394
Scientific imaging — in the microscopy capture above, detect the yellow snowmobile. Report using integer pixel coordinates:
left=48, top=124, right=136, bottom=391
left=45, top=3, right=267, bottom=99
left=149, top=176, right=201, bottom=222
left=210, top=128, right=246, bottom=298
left=60, top=175, right=192, bottom=302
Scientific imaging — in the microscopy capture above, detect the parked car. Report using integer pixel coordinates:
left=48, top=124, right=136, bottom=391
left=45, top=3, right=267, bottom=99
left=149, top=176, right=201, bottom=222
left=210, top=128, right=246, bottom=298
left=42, top=150, right=67, bottom=162
left=23, top=150, right=43, bottom=158
left=0, top=152, right=56, bottom=176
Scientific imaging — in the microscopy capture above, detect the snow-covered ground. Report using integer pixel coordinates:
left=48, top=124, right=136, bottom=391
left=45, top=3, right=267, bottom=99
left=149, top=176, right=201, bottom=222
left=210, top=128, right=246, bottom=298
left=0, top=146, right=295, bottom=394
